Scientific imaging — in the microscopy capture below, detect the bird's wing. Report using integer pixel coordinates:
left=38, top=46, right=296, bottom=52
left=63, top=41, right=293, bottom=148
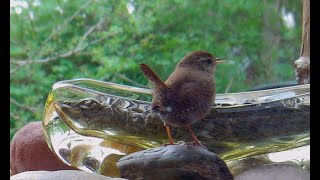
left=170, top=80, right=214, bottom=112
left=140, top=64, right=167, bottom=92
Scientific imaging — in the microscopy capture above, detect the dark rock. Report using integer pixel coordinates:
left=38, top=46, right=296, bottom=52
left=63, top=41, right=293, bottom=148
left=10, top=121, right=77, bottom=175
left=10, top=170, right=127, bottom=180
left=117, top=142, right=233, bottom=180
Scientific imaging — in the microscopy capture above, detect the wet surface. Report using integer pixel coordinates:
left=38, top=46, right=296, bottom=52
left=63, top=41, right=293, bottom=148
left=43, top=78, right=309, bottom=177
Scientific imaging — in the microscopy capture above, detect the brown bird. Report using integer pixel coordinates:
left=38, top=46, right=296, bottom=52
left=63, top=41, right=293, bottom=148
left=140, top=50, right=224, bottom=146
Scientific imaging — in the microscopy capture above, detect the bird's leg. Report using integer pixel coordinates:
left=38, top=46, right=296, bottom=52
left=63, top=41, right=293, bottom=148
left=187, top=126, right=202, bottom=146
left=164, top=123, right=175, bottom=145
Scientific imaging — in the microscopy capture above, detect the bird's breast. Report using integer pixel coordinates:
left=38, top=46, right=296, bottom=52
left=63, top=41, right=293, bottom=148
left=152, top=68, right=215, bottom=127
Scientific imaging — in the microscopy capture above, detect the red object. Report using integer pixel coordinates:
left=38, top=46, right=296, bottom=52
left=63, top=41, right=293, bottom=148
left=10, top=121, right=76, bottom=175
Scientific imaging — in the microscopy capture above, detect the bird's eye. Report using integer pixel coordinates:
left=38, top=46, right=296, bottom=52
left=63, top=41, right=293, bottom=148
left=152, top=105, right=159, bottom=110
left=204, top=58, right=213, bottom=64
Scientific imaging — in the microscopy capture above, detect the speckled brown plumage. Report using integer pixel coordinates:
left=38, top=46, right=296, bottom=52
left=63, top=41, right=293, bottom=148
left=140, top=50, right=224, bottom=145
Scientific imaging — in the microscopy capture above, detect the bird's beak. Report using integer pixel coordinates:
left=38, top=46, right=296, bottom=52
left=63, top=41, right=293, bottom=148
left=215, top=57, right=227, bottom=64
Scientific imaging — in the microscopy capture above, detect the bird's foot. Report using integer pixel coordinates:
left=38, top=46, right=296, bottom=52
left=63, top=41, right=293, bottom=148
left=163, top=141, right=185, bottom=146
left=186, top=141, right=207, bottom=149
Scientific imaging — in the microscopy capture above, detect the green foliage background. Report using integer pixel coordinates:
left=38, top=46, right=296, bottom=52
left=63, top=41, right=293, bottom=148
left=10, top=0, right=302, bottom=139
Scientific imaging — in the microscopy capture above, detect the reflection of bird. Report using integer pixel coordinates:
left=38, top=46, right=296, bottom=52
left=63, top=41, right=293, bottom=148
left=140, top=50, right=224, bottom=145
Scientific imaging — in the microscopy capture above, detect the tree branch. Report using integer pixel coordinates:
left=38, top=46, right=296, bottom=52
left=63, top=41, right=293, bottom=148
left=31, top=0, right=95, bottom=58
left=10, top=63, right=28, bottom=74
left=10, top=0, right=97, bottom=75
left=10, top=98, right=40, bottom=113
left=75, top=17, right=105, bottom=50
left=294, top=0, right=310, bottom=84
left=10, top=113, right=28, bottom=124
left=10, top=31, right=119, bottom=68
left=116, top=74, right=148, bottom=88
left=10, top=39, right=31, bottom=51
left=25, top=0, right=39, bottom=42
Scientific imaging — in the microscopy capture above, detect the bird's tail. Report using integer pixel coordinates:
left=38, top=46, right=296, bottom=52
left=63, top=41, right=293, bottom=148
left=140, top=63, right=167, bottom=91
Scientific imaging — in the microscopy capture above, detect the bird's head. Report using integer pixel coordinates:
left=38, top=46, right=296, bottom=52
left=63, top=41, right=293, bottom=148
left=177, top=50, right=225, bottom=74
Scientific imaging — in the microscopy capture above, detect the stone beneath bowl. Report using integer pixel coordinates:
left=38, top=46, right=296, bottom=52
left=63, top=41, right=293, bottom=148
left=117, top=142, right=233, bottom=180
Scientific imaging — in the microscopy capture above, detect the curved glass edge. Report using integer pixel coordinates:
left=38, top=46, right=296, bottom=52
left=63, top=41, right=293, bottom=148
left=52, top=78, right=310, bottom=107
left=42, top=78, right=310, bottom=177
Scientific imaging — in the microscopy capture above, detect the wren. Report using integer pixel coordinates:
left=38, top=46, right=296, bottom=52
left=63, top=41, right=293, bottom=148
left=140, top=50, right=224, bottom=145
